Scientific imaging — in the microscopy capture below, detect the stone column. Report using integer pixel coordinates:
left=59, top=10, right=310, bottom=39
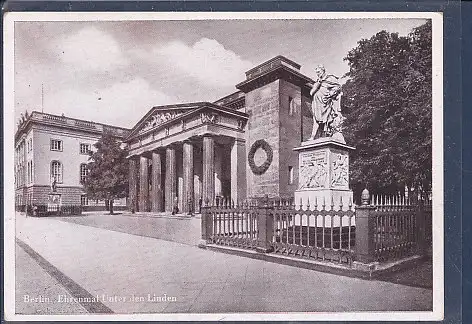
left=202, top=135, right=215, bottom=206
left=139, top=155, right=149, bottom=212
left=214, top=144, right=222, bottom=197
left=128, top=157, right=139, bottom=212
left=151, top=151, right=163, bottom=212
left=165, top=146, right=177, bottom=213
left=182, top=141, right=194, bottom=213
left=231, top=138, right=247, bottom=203
left=193, top=146, right=203, bottom=213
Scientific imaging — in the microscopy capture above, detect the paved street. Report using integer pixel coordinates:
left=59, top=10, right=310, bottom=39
left=15, top=213, right=433, bottom=314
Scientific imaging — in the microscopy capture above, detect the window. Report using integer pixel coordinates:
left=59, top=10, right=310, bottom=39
left=50, top=139, right=63, bottom=151
left=80, top=143, right=91, bottom=155
left=80, top=195, right=88, bottom=206
left=80, top=163, right=89, bottom=183
left=27, top=161, right=31, bottom=184
left=288, top=96, right=295, bottom=116
left=288, top=166, right=294, bottom=185
left=51, top=161, right=63, bottom=183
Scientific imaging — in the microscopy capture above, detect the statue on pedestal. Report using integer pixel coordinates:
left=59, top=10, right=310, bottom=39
left=309, top=64, right=344, bottom=140
left=51, top=177, right=57, bottom=193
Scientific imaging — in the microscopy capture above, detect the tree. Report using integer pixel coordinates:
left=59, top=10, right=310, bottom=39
left=341, top=21, right=432, bottom=200
left=83, top=133, right=129, bottom=214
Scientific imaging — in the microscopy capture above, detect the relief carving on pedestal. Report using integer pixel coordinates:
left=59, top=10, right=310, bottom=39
left=331, top=153, right=349, bottom=187
left=299, top=151, right=328, bottom=189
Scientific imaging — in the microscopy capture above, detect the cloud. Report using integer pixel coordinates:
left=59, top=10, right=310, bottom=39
left=149, top=38, right=253, bottom=88
left=44, top=78, right=176, bottom=128
left=50, top=26, right=129, bottom=72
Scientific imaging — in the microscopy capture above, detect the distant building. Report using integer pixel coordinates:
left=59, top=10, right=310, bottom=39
left=14, top=111, right=131, bottom=211
left=125, top=56, right=319, bottom=214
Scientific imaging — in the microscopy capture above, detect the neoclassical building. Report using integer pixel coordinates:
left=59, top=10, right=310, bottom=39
left=125, top=56, right=318, bottom=214
left=14, top=111, right=130, bottom=210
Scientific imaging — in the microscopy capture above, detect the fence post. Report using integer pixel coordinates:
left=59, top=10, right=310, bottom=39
left=354, top=189, right=377, bottom=263
left=416, top=200, right=426, bottom=256
left=198, top=200, right=213, bottom=248
left=256, top=195, right=274, bottom=253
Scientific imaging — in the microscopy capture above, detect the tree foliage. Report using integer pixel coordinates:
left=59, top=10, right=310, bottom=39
left=83, top=133, right=128, bottom=212
left=341, top=21, right=432, bottom=198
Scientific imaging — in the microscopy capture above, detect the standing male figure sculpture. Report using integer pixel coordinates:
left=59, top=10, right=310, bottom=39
left=309, top=64, right=343, bottom=140
left=51, top=177, right=57, bottom=192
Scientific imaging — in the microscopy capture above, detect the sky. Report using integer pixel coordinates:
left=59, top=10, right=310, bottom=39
left=14, top=18, right=427, bottom=129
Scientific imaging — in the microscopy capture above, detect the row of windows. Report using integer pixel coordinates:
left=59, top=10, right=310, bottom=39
left=50, top=161, right=89, bottom=184
left=50, top=139, right=91, bottom=155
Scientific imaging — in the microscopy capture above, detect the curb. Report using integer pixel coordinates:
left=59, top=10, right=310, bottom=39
left=201, top=243, right=427, bottom=281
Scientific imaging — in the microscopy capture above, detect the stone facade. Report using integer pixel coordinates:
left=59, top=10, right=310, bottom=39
left=14, top=112, right=130, bottom=209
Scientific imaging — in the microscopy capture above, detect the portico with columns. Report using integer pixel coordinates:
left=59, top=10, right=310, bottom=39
left=125, top=103, right=248, bottom=214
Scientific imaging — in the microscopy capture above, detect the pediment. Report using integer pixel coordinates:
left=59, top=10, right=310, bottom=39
left=126, top=102, right=249, bottom=142
left=127, top=103, right=203, bottom=140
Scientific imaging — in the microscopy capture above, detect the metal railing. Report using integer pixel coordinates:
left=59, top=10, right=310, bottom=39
left=18, top=205, right=83, bottom=217
left=205, top=201, right=260, bottom=250
left=201, top=191, right=431, bottom=266
left=369, top=194, right=432, bottom=261
left=271, top=200, right=355, bottom=264
left=202, top=197, right=356, bottom=265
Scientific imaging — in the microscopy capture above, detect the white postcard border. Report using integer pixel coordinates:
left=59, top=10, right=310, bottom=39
left=3, top=11, right=444, bottom=321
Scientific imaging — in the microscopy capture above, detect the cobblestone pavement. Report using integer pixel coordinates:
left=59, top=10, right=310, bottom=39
left=14, top=213, right=433, bottom=315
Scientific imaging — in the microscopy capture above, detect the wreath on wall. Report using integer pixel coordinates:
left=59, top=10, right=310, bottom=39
left=248, top=139, right=273, bottom=175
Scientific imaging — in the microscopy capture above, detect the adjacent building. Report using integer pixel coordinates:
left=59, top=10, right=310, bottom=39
left=125, top=56, right=319, bottom=214
left=14, top=111, right=130, bottom=211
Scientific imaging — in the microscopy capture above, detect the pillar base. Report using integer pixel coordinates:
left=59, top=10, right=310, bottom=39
left=352, top=261, right=380, bottom=273
left=256, top=246, right=274, bottom=253
left=198, top=239, right=209, bottom=249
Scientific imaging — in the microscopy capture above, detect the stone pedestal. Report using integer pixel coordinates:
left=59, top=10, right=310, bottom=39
left=294, top=137, right=355, bottom=211
left=47, top=193, right=62, bottom=210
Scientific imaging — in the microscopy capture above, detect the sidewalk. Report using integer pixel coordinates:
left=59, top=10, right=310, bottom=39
left=15, top=214, right=433, bottom=314
left=53, top=212, right=201, bottom=246
left=15, top=243, right=88, bottom=315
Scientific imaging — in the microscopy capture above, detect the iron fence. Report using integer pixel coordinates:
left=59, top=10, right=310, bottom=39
left=206, top=201, right=260, bottom=250
left=202, top=192, right=431, bottom=266
left=370, top=195, right=432, bottom=261
left=203, top=198, right=356, bottom=265
left=271, top=200, right=355, bottom=264
left=20, top=205, right=83, bottom=217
